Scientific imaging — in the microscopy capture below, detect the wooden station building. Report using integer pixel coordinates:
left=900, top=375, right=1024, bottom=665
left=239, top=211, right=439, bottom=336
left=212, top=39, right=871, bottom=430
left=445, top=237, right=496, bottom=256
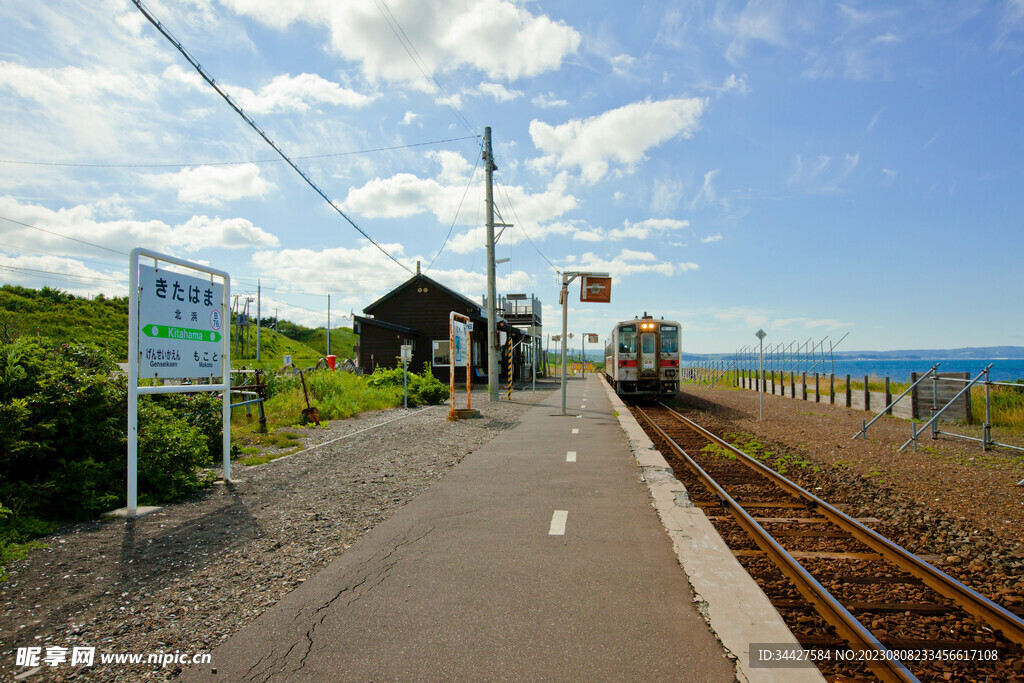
left=353, top=268, right=540, bottom=385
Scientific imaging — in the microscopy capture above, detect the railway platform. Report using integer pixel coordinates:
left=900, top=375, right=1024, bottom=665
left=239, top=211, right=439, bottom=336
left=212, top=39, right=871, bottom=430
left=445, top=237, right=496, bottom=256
left=183, top=376, right=801, bottom=681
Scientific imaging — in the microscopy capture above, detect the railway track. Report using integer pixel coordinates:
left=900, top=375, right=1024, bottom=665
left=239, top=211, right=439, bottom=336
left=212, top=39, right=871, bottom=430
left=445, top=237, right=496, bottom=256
left=633, top=402, right=1024, bottom=681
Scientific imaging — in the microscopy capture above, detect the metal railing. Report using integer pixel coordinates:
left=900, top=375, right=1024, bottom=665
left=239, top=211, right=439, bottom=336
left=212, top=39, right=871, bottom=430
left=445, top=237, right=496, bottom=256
left=853, top=364, right=939, bottom=440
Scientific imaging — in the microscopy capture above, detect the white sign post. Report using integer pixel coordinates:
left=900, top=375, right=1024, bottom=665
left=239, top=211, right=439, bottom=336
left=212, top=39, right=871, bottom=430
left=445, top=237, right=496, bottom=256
left=126, top=247, right=231, bottom=518
left=400, top=344, right=412, bottom=409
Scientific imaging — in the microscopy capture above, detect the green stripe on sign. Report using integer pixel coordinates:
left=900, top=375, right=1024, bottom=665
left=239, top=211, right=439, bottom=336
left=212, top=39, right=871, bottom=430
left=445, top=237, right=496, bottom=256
left=142, top=324, right=222, bottom=343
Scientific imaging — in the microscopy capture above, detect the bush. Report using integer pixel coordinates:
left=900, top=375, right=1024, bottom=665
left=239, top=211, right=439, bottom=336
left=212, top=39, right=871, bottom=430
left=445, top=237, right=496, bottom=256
left=366, top=363, right=449, bottom=407
left=137, top=402, right=215, bottom=504
left=0, top=338, right=219, bottom=564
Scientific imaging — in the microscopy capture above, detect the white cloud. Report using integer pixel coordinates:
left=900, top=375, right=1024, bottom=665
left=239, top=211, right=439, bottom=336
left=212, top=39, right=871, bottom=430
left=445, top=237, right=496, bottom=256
left=569, top=249, right=680, bottom=278
left=610, top=53, right=638, bottom=77
left=608, top=218, right=689, bottom=240
left=0, top=252, right=127, bottom=298
left=476, top=82, right=523, bottom=102
left=144, top=164, right=273, bottom=206
left=164, top=66, right=376, bottom=113
left=678, top=261, right=699, bottom=272
left=722, top=73, right=750, bottom=94
left=701, top=233, right=723, bottom=243
left=789, top=152, right=860, bottom=192
left=248, top=243, right=535, bottom=325
left=651, top=176, right=686, bottom=213
left=0, top=197, right=279, bottom=257
left=532, top=92, right=569, bottom=108
left=342, top=159, right=579, bottom=254
left=220, top=0, right=581, bottom=85
left=529, top=97, right=707, bottom=184
left=691, top=168, right=720, bottom=209
left=400, top=111, right=420, bottom=125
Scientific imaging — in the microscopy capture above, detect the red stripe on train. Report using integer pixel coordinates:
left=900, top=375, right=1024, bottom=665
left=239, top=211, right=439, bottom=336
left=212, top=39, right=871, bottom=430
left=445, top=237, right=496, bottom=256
left=618, top=359, right=638, bottom=367
left=661, top=359, right=679, bottom=367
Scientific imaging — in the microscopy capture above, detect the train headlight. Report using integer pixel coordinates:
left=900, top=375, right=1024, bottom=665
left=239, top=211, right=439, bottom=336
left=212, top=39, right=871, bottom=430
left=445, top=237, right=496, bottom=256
left=665, top=369, right=676, bottom=377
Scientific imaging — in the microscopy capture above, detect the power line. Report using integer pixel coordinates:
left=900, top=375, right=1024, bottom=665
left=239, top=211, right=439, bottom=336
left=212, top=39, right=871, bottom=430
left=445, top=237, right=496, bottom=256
left=0, top=214, right=128, bottom=256
left=0, top=135, right=480, bottom=169
left=0, top=263, right=126, bottom=284
left=425, top=148, right=481, bottom=272
left=372, top=0, right=476, bottom=135
left=132, top=0, right=414, bottom=277
left=495, top=180, right=561, bottom=274
left=0, top=240, right=126, bottom=270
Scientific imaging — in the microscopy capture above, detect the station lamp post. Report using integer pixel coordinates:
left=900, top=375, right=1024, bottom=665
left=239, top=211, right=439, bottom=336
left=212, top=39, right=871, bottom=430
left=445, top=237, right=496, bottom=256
left=559, top=271, right=611, bottom=415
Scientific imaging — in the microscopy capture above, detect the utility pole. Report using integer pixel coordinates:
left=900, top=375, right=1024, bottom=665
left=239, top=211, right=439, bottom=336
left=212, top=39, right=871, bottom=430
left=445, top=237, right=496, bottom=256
left=256, top=279, right=261, bottom=362
left=484, top=126, right=499, bottom=401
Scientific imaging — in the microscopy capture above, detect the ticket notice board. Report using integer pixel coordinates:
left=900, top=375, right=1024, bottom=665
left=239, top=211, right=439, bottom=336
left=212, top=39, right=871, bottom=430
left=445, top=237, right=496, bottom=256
left=137, top=264, right=225, bottom=379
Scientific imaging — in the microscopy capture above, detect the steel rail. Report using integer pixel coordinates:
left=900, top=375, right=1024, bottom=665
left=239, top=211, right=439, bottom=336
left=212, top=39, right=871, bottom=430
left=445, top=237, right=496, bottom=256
left=653, top=402, right=1024, bottom=650
left=634, top=406, right=917, bottom=683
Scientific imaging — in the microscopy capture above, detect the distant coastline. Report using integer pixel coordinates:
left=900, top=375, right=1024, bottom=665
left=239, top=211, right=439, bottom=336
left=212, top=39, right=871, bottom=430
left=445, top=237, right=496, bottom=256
left=680, top=346, right=1024, bottom=362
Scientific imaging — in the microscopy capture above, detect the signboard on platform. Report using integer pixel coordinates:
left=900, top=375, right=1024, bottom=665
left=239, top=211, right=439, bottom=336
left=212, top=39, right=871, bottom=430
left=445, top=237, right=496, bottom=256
left=451, top=319, right=469, bottom=367
left=137, top=264, right=225, bottom=379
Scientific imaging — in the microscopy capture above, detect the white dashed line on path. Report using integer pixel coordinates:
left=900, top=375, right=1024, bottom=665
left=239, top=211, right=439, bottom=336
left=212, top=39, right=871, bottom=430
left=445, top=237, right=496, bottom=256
left=571, top=428, right=579, bottom=434
left=566, top=451, right=577, bottom=462
left=549, top=510, right=568, bottom=535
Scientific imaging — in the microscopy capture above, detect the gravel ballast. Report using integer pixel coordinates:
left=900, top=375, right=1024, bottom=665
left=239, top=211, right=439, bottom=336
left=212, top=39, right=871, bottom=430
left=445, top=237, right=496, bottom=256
left=1, top=389, right=549, bottom=682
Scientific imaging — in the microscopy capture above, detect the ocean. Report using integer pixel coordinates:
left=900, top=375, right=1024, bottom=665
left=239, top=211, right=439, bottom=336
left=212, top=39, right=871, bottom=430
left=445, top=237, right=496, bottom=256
left=720, top=358, right=1024, bottom=384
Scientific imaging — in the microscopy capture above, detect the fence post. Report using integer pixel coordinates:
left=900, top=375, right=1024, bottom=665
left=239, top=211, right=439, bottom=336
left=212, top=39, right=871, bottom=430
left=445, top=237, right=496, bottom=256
left=845, top=374, right=852, bottom=407
left=830, top=373, right=835, bottom=404
left=863, top=375, right=870, bottom=412
left=771, top=371, right=776, bottom=395
left=790, top=372, right=795, bottom=399
left=815, top=372, right=820, bottom=403
left=885, top=377, right=892, bottom=416
left=801, top=372, right=807, bottom=400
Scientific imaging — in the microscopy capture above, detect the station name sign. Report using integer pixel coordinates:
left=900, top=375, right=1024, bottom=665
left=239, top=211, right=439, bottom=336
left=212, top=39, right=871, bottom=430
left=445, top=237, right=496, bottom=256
left=138, top=264, right=225, bottom=378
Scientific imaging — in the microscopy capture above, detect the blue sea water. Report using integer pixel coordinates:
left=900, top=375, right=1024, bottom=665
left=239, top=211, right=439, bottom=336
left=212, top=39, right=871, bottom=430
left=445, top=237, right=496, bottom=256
left=824, top=359, right=1024, bottom=384
left=729, top=359, right=1024, bottom=383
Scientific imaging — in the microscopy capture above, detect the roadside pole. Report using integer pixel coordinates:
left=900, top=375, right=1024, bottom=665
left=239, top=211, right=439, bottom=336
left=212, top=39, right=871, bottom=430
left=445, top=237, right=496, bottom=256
left=756, top=329, right=767, bottom=422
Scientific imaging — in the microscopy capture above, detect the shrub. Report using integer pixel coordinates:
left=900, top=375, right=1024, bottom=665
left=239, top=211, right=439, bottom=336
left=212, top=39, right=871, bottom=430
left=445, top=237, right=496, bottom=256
left=0, top=338, right=219, bottom=565
left=366, top=364, right=449, bottom=407
left=137, top=402, right=215, bottom=504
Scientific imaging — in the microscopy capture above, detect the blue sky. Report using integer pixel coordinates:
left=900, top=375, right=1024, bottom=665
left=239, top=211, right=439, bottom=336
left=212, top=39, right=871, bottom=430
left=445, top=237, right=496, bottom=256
left=1, top=0, right=1022, bottom=354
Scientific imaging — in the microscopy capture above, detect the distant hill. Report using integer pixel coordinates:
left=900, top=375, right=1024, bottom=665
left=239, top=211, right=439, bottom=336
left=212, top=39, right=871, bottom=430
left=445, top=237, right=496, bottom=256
left=0, top=284, right=348, bottom=368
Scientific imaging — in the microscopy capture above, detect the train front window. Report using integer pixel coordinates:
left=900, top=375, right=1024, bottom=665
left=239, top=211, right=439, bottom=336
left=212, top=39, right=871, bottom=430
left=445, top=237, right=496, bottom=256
left=641, top=333, right=655, bottom=354
left=660, top=325, right=678, bottom=354
left=618, top=325, right=636, bottom=353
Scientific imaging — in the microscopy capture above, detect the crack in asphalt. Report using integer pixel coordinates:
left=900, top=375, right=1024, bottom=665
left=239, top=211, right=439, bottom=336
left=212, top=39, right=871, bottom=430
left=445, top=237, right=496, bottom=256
left=242, top=525, right=436, bottom=682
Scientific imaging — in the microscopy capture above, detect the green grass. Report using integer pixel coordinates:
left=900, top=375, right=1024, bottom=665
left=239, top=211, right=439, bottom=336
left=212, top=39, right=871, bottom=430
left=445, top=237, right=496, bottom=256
left=969, top=382, right=1024, bottom=429
left=229, top=368, right=440, bottom=463
left=725, top=432, right=819, bottom=475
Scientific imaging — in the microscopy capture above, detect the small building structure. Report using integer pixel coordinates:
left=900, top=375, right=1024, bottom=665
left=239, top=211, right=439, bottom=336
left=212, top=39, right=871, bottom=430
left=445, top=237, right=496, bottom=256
left=354, top=268, right=540, bottom=385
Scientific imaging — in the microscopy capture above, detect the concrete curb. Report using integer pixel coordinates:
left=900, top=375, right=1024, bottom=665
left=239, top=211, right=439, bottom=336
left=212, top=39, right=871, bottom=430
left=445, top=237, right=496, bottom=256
left=602, top=380, right=825, bottom=683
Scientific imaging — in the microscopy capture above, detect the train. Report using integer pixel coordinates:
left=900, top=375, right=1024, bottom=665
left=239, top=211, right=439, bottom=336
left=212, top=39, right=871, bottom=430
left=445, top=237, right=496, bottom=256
left=603, top=314, right=681, bottom=399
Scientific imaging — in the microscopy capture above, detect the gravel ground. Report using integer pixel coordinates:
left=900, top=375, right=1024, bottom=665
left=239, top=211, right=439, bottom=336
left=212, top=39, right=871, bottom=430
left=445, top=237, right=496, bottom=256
left=669, top=385, right=1024, bottom=610
left=1, top=386, right=551, bottom=682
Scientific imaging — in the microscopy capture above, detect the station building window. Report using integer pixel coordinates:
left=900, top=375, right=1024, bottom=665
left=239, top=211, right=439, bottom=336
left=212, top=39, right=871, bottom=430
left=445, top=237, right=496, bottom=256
left=432, top=340, right=449, bottom=367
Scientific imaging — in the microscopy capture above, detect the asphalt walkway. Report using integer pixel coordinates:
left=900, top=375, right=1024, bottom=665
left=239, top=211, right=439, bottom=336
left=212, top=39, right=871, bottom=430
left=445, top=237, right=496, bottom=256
left=185, top=375, right=735, bottom=681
